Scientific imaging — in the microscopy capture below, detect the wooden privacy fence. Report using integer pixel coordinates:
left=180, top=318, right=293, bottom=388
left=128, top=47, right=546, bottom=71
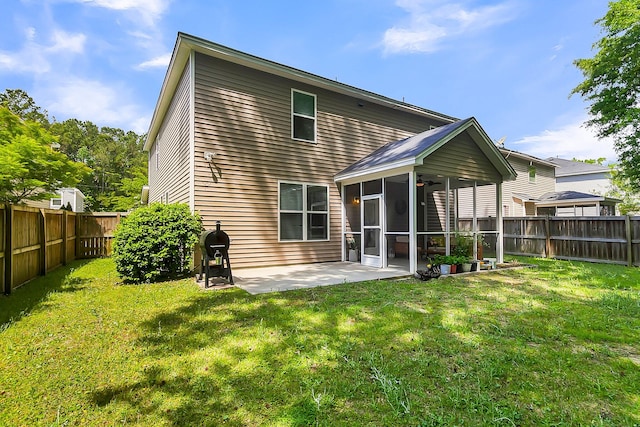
left=502, top=216, right=640, bottom=267
left=458, top=216, right=640, bottom=267
left=1, top=205, right=126, bottom=295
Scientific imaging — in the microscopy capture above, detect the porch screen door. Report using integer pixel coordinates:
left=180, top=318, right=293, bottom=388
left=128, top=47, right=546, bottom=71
left=362, top=196, right=382, bottom=267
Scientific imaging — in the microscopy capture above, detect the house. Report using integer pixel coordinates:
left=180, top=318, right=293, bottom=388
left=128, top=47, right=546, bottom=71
left=459, top=151, right=619, bottom=217
left=49, top=188, right=85, bottom=212
left=459, top=149, right=556, bottom=217
left=534, top=190, right=618, bottom=216
left=144, top=33, right=516, bottom=273
left=24, top=187, right=86, bottom=212
left=548, top=157, right=613, bottom=195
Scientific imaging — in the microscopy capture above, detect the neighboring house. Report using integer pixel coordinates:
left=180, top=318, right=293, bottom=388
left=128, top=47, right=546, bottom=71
left=144, top=33, right=516, bottom=272
left=548, top=157, right=613, bottom=195
left=23, top=187, right=86, bottom=211
left=460, top=151, right=620, bottom=217
left=535, top=190, right=618, bottom=216
left=50, top=188, right=85, bottom=212
left=458, top=149, right=556, bottom=217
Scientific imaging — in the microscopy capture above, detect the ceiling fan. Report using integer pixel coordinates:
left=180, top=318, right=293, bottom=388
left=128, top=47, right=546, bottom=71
left=416, top=175, right=442, bottom=187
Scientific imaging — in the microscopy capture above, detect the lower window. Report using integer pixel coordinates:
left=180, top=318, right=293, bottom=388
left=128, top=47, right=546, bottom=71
left=279, top=182, right=329, bottom=241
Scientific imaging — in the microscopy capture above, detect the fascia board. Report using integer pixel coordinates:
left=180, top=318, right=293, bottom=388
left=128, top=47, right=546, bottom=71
left=334, top=158, right=416, bottom=182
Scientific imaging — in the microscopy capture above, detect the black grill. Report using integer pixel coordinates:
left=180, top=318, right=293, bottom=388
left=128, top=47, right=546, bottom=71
left=198, top=221, right=233, bottom=287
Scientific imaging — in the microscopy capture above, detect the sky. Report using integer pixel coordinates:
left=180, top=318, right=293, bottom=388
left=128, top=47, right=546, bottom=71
left=0, top=0, right=617, bottom=162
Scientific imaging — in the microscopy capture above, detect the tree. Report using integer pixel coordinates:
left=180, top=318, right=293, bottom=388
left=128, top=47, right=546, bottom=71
left=49, top=119, right=148, bottom=211
left=607, top=165, right=640, bottom=214
left=0, top=89, right=50, bottom=127
left=0, top=88, right=148, bottom=211
left=572, top=0, right=640, bottom=192
left=0, top=107, right=91, bottom=204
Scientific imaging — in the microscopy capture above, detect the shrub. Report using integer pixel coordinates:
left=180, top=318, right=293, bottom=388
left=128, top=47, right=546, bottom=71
left=113, top=203, right=202, bottom=283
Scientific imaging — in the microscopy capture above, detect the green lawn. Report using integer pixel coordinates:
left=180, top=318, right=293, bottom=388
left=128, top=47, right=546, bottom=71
left=1, top=257, right=639, bottom=426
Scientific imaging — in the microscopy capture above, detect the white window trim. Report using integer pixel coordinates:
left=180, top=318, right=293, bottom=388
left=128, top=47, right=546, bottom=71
left=278, top=180, right=330, bottom=242
left=528, top=166, right=536, bottom=183
left=291, top=89, right=317, bottom=143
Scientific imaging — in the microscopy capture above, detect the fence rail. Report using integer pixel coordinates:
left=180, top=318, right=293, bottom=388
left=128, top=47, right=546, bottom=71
left=2, top=205, right=126, bottom=294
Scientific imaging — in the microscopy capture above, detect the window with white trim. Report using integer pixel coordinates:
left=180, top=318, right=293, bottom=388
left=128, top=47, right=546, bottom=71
left=279, top=182, right=329, bottom=241
left=292, top=90, right=316, bottom=142
left=528, top=166, right=536, bottom=183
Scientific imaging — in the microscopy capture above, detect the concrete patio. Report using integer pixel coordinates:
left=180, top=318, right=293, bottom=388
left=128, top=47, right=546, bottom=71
left=199, top=262, right=411, bottom=295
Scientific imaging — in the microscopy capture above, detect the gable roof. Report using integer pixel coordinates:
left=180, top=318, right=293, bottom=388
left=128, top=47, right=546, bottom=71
left=144, top=32, right=458, bottom=151
left=546, top=157, right=612, bottom=177
left=334, top=117, right=517, bottom=182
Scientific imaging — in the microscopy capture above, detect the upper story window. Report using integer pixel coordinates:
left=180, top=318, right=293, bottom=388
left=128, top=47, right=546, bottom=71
left=528, top=166, right=536, bottom=183
left=292, top=89, right=316, bottom=142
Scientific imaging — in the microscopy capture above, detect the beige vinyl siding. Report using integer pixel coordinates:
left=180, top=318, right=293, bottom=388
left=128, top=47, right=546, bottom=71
left=457, top=184, right=499, bottom=218
left=423, top=135, right=501, bottom=182
left=192, top=52, right=448, bottom=269
left=425, top=136, right=502, bottom=222
left=458, top=155, right=555, bottom=218
left=148, top=62, right=191, bottom=204
left=503, top=157, right=555, bottom=215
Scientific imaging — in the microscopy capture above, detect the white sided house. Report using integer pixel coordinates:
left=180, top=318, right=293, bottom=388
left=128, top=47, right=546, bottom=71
left=459, top=150, right=620, bottom=218
left=144, top=33, right=517, bottom=273
left=50, top=188, right=85, bottom=212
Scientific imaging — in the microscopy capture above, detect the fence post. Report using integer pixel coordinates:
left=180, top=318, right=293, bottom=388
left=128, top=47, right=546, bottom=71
left=39, top=209, right=47, bottom=275
left=75, top=214, right=81, bottom=259
left=3, top=204, right=12, bottom=295
left=545, top=216, right=551, bottom=258
left=626, top=215, right=632, bottom=267
left=62, top=210, right=68, bottom=266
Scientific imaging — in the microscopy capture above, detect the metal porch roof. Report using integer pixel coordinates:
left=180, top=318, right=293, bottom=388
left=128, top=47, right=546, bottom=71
left=334, top=117, right=516, bottom=182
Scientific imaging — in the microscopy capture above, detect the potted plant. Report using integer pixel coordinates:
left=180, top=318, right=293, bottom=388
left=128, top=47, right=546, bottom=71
left=347, top=236, right=359, bottom=262
left=461, top=257, right=473, bottom=272
left=432, top=254, right=459, bottom=275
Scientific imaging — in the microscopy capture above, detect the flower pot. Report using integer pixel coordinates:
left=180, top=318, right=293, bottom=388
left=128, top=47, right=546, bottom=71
left=450, top=264, right=457, bottom=274
left=348, top=249, right=358, bottom=262
left=440, top=264, right=451, bottom=275
left=461, top=263, right=472, bottom=273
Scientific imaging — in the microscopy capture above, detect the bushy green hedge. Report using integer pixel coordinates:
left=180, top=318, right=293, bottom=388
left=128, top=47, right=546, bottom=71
left=113, top=203, right=202, bottom=283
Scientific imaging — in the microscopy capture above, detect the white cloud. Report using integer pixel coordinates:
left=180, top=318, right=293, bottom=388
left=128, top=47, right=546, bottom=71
left=135, top=53, right=171, bottom=70
left=47, top=29, right=86, bottom=53
left=0, top=28, right=86, bottom=74
left=510, top=116, right=618, bottom=163
left=43, top=77, right=149, bottom=133
left=382, top=0, right=518, bottom=54
left=73, top=0, right=171, bottom=26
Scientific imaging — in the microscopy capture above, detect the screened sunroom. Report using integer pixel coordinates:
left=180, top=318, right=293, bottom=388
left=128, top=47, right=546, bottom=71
left=335, top=118, right=517, bottom=274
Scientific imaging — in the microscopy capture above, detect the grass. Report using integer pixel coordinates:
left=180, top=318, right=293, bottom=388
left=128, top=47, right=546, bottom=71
left=1, top=257, right=639, bottom=426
